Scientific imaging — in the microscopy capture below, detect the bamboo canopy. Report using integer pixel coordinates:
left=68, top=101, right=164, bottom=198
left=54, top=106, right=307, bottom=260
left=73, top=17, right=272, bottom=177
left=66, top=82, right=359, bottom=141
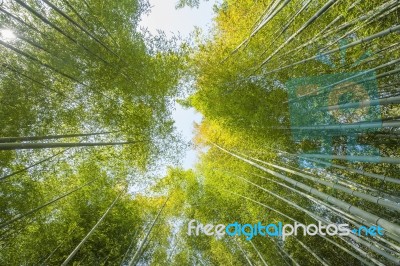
left=0, top=0, right=399, bottom=265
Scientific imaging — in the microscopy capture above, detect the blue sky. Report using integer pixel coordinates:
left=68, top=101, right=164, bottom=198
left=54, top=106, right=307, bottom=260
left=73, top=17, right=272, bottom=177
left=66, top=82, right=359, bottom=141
left=139, top=0, right=215, bottom=39
left=139, top=0, right=215, bottom=169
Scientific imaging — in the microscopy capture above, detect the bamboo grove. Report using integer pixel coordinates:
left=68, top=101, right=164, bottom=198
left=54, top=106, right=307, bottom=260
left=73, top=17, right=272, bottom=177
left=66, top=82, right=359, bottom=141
left=0, top=0, right=399, bottom=265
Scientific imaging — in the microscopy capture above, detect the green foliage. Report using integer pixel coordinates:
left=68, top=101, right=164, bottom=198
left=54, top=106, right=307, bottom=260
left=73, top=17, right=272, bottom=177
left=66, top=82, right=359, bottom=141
left=1, top=0, right=399, bottom=265
left=0, top=0, right=184, bottom=264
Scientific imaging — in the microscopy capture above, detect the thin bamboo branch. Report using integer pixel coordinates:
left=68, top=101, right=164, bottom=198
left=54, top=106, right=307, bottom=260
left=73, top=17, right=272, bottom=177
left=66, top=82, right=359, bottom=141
left=229, top=179, right=398, bottom=264
left=289, top=120, right=400, bottom=131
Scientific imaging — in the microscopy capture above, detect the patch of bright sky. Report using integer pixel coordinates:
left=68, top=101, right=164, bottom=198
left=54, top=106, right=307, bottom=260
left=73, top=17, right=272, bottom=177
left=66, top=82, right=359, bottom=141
left=0, top=29, right=17, bottom=41
left=139, top=0, right=215, bottom=39
left=139, top=0, right=215, bottom=169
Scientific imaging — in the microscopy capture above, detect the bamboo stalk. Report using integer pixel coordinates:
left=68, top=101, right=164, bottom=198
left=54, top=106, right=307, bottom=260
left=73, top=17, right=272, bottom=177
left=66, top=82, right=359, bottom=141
left=322, top=236, right=374, bottom=266
left=213, top=143, right=400, bottom=237
left=0, top=141, right=141, bottom=150
left=230, top=177, right=399, bottom=264
left=0, top=7, right=41, bottom=33
left=324, top=1, right=400, bottom=50
left=128, top=196, right=169, bottom=266
left=226, top=190, right=380, bottom=265
left=222, top=0, right=289, bottom=61
left=41, top=0, right=119, bottom=58
left=250, top=0, right=292, bottom=39
left=0, top=39, right=82, bottom=83
left=301, top=154, right=400, bottom=164
left=289, top=120, right=400, bottom=131
left=259, top=0, right=339, bottom=67
left=65, top=0, right=119, bottom=46
left=293, top=238, right=329, bottom=266
left=247, top=169, right=400, bottom=247
left=39, top=227, right=78, bottom=265
left=265, top=24, right=400, bottom=74
left=249, top=240, right=268, bottom=266
left=0, top=178, right=98, bottom=228
left=14, top=0, right=109, bottom=64
left=0, top=33, right=142, bottom=119
left=272, top=239, right=300, bottom=266
left=252, top=0, right=281, bottom=32
left=61, top=192, right=123, bottom=266
left=0, top=6, right=87, bottom=70
left=347, top=232, right=400, bottom=264
left=250, top=157, right=400, bottom=211
left=0, top=131, right=118, bottom=143
left=268, top=157, right=392, bottom=199
left=277, top=149, right=399, bottom=184
left=234, top=239, right=254, bottom=266
left=0, top=148, right=70, bottom=181
left=269, top=0, right=398, bottom=71
left=291, top=58, right=400, bottom=103
left=271, top=0, right=366, bottom=62
left=277, top=0, right=312, bottom=37
left=319, top=95, right=400, bottom=111
left=62, top=0, right=90, bottom=28
left=119, top=230, right=139, bottom=266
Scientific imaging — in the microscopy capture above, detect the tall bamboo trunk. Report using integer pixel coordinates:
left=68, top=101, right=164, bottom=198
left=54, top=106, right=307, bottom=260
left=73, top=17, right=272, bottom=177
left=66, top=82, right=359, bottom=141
left=289, top=120, right=400, bottom=131
left=228, top=184, right=398, bottom=264
left=0, top=131, right=117, bottom=143
left=41, top=0, right=118, bottom=57
left=14, top=0, right=109, bottom=64
left=0, top=178, right=98, bottom=229
left=212, top=143, right=400, bottom=237
left=285, top=150, right=400, bottom=184
left=234, top=238, right=254, bottom=266
left=300, top=153, right=400, bottom=164
left=128, top=196, right=169, bottom=266
left=0, top=141, right=141, bottom=150
left=248, top=156, right=400, bottom=211
left=294, top=58, right=400, bottom=101
left=270, top=25, right=400, bottom=77
left=249, top=240, right=269, bottom=266
left=293, top=238, right=329, bottom=266
left=320, top=95, right=400, bottom=111
left=260, top=0, right=338, bottom=67
left=276, top=0, right=313, bottom=38
left=62, top=0, right=90, bottom=28
left=61, top=192, right=123, bottom=266
left=0, top=148, right=69, bottom=181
